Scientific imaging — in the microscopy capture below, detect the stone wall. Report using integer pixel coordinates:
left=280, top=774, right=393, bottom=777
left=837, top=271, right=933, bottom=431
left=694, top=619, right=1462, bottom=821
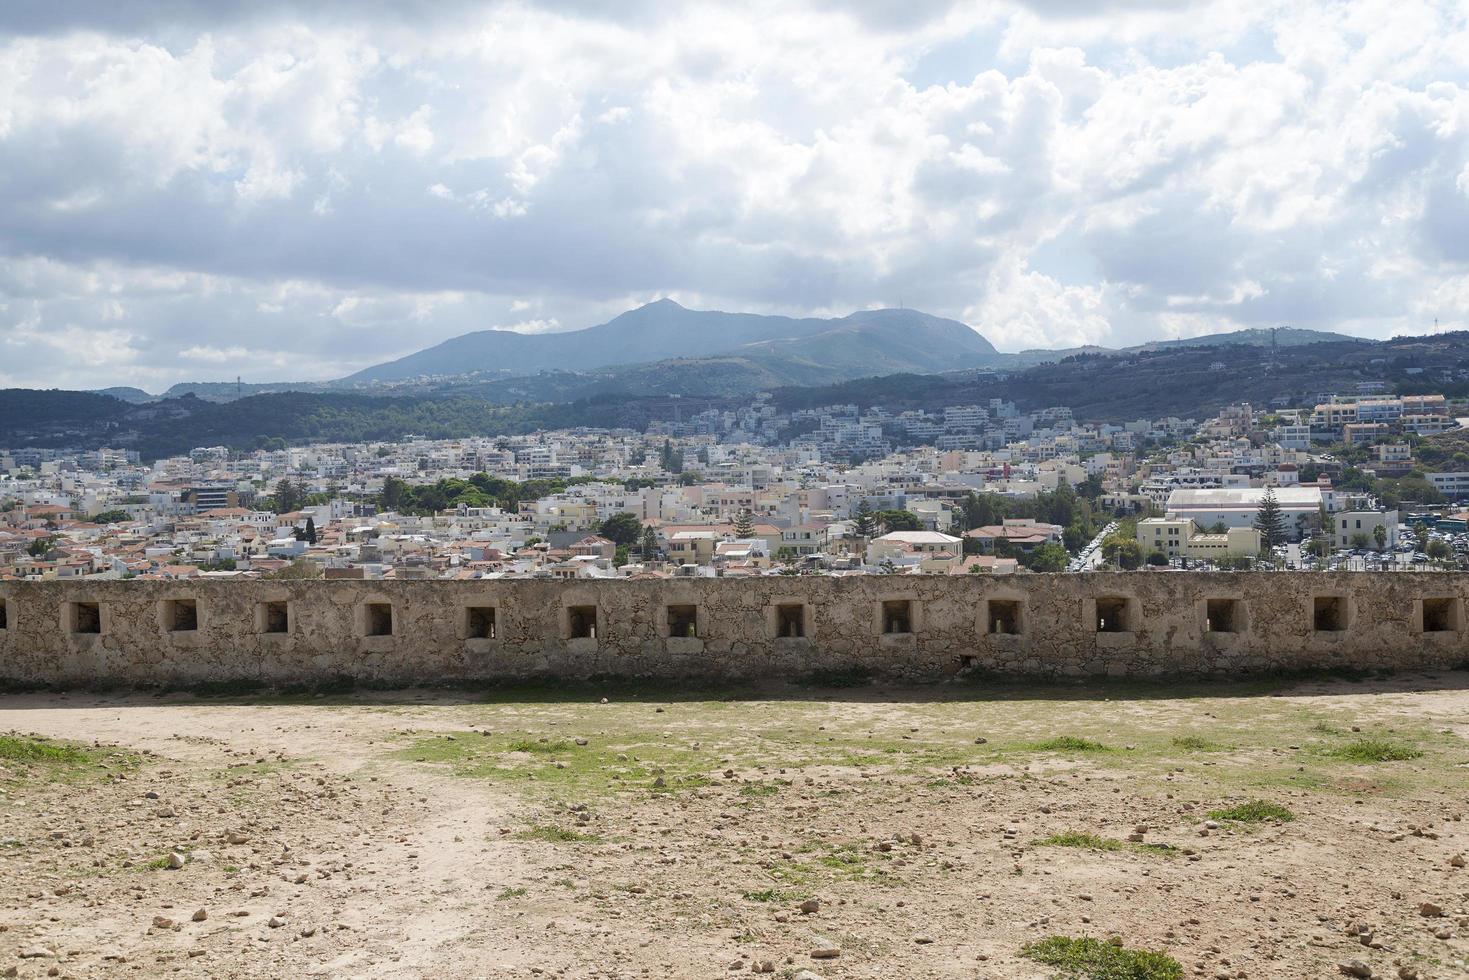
left=0, top=573, right=1466, bottom=687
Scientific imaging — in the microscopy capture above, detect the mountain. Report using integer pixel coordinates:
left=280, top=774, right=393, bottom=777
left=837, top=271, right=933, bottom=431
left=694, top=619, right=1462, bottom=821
left=343, top=300, right=1001, bottom=383
left=1137, top=326, right=1360, bottom=350
left=92, top=386, right=155, bottom=404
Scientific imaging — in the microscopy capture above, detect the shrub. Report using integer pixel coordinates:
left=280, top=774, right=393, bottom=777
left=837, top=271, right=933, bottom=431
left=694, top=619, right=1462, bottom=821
left=1208, top=800, right=1294, bottom=823
left=1021, top=935, right=1183, bottom=980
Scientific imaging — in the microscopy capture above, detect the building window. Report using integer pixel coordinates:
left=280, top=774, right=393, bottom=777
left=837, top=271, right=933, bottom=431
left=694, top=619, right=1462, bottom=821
left=465, top=606, right=497, bottom=640
left=1313, top=596, right=1347, bottom=632
left=1095, top=597, right=1131, bottom=633
left=667, top=604, right=698, bottom=638
left=881, top=599, right=913, bottom=635
left=68, top=602, right=102, bottom=635
left=163, top=599, right=197, bottom=633
left=1205, top=598, right=1239, bottom=634
left=567, top=605, right=597, bottom=639
left=258, top=601, right=289, bottom=634
left=363, top=602, right=393, bottom=637
left=988, top=600, right=1022, bottom=635
left=775, top=603, right=806, bottom=638
left=1421, top=597, right=1460, bottom=633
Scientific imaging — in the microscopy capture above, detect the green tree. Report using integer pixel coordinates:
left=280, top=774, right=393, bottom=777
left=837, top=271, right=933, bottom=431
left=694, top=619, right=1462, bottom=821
left=1102, top=537, right=1143, bottom=570
left=304, top=516, right=317, bottom=545
left=853, top=500, right=879, bottom=538
left=1023, top=542, right=1069, bottom=573
left=598, top=512, right=644, bottom=547
left=1252, top=487, right=1287, bottom=550
left=26, top=535, right=58, bottom=557
left=733, top=509, right=755, bottom=538
left=1145, top=550, right=1169, bottom=566
left=1349, top=532, right=1371, bottom=550
left=380, top=476, right=409, bottom=512
left=273, top=478, right=302, bottom=514
left=877, top=509, right=923, bottom=533
left=1427, top=538, right=1450, bottom=563
left=90, top=509, right=131, bottom=525
left=1372, top=523, right=1387, bottom=552
left=640, top=525, right=659, bottom=559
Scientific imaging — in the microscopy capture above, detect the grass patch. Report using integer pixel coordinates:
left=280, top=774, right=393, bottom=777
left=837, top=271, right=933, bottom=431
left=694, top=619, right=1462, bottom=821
left=1021, top=935, right=1183, bottom=980
left=738, top=783, right=781, bottom=798
left=740, top=888, right=792, bottom=903
left=1032, top=736, right=1108, bottom=753
left=1208, top=800, right=1294, bottom=823
left=1036, top=832, right=1124, bottom=852
left=0, top=735, right=90, bottom=765
left=516, top=825, right=600, bottom=844
left=1170, top=735, right=1223, bottom=752
left=1320, top=738, right=1423, bottom=763
left=507, top=739, right=574, bottom=754
left=496, top=887, right=528, bottom=901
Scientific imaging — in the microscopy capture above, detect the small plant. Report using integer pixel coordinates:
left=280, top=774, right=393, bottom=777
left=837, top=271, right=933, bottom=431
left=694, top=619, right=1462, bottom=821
left=142, top=856, right=173, bottom=871
left=1322, top=738, right=1423, bottom=762
left=1036, top=832, right=1124, bottom=852
left=740, top=888, right=789, bottom=902
left=1208, top=800, right=1294, bottom=823
left=496, top=887, right=528, bottom=901
left=1033, top=736, right=1107, bottom=752
left=507, top=739, right=574, bottom=755
left=516, top=825, right=599, bottom=844
left=739, top=783, right=780, bottom=798
left=1021, top=935, right=1183, bottom=980
left=1170, top=735, right=1222, bottom=752
left=0, top=735, right=89, bottom=765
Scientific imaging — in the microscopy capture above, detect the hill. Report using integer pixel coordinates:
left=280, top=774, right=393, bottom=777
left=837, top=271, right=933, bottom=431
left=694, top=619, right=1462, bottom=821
left=343, top=300, right=1000, bottom=384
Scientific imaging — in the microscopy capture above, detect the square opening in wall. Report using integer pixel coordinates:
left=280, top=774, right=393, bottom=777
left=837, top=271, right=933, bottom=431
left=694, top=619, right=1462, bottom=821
left=776, top=603, right=806, bottom=638
left=667, top=604, right=698, bottom=638
left=0, top=602, right=7, bottom=631
left=1205, top=598, right=1239, bottom=634
left=164, top=599, right=198, bottom=633
left=882, top=599, right=912, bottom=635
left=465, top=606, right=496, bottom=640
left=1095, top=597, right=1130, bottom=633
left=567, top=605, right=597, bottom=639
left=988, top=600, right=1022, bottom=635
left=260, top=601, right=289, bottom=634
left=1422, top=597, right=1460, bottom=633
left=365, top=602, right=393, bottom=637
left=1313, top=596, right=1346, bottom=632
left=71, top=602, right=101, bottom=635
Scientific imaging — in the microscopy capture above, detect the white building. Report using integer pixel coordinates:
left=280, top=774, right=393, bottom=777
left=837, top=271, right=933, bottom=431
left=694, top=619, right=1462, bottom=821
left=1333, top=511, right=1400, bottom=550
left=1163, top=487, right=1326, bottom=541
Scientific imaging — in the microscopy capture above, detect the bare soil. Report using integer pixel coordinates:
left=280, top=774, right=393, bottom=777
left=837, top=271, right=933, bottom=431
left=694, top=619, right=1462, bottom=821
left=2, top=672, right=1468, bottom=979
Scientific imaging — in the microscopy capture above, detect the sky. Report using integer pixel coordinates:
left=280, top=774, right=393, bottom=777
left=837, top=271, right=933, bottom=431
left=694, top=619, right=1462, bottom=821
left=1, top=0, right=1468, bottom=391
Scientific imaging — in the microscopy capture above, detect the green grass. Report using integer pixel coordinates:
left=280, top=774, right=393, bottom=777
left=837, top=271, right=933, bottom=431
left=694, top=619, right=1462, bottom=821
left=738, top=783, right=781, bottom=798
left=740, top=888, right=792, bottom=903
left=1170, top=735, right=1223, bottom=752
left=506, top=739, right=574, bottom=754
left=1036, top=832, right=1123, bottom=852
left=516, top=825, right=600, bottom=844
left=1032, top=736, right=1108, bottom=752
left=1320, top=738, right=1423, bottom=763
left=0, top=735, right=90, bottom=765
left=1208, top=800, right=1294, bottom=823
left=1021, top=935, right=1183, bottom=980
left=496, top=887, right=528, bottom=900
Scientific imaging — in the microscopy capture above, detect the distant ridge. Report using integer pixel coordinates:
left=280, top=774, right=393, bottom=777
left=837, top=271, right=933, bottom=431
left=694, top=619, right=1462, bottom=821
left=342, top=300, right=1002, bottom=384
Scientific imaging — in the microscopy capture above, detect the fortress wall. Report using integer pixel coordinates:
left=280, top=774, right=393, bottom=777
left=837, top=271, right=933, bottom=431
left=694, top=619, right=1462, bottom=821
left=0, top=573, right=1464, bottom=686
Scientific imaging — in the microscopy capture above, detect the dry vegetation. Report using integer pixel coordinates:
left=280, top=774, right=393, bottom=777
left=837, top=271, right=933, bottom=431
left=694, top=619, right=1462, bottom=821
left=1, top=672, right=1467, bottom=978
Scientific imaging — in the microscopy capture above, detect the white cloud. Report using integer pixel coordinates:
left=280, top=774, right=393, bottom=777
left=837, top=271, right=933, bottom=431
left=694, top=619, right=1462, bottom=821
left=0, top=0, right=1466, bottom=390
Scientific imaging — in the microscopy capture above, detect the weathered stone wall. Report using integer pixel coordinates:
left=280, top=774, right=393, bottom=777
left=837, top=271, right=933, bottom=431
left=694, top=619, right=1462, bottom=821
left=0, top=573, right=1465, bottom=686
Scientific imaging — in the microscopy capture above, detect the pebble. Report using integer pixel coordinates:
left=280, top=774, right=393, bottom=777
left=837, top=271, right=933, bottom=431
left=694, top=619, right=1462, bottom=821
left=192, top=908, right=208, bottom=922
left=1417, top=902, right=1443, bottom=918
left=1337, top=961, right=1372, bottom=978
left=810, top=942, right=840, bottom=960
left=799, top=898, right=821, bottom=914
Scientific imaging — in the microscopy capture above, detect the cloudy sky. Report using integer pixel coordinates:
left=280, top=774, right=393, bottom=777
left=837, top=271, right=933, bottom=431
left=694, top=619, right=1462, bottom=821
left=1, top=0, right=1467, bottom=391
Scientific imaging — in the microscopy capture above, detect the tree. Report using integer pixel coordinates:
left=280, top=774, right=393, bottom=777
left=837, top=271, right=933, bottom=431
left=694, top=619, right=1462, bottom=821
left=853, top=500, right=879, bottom=538
left=733, top=509, right=755, bottom=538
left=1145, top=550, right=1169, bottom=566
left=1372, top=524, right=1387, bottom=552
left=1427, top=538, right=1450, bottom=563
left=26, top=535, right=57, bottom=557
left=273, top=478, right=302, bottom=514
left=304, top=516, right=317, bottom=545
left=598, top=512, right=643, bottom=547
left=380, top=476, right=409, bottom=512
left=90, top=509, right=131, bottom=525
left=1349, top=532, right=1370, bottom=550
left=1102, top=537, right=1143, bottom=570
left=640, top=525, right=659, bottom=560
left=1252, top=487, right=1287, bottom=550
left=877, top=509, right=922, bottom=533
left=1023, top=542, right=1069, bottom=573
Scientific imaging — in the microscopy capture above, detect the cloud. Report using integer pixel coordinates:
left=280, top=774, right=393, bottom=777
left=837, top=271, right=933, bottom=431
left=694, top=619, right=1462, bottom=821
left=0, top=0, right=1467, bottom=391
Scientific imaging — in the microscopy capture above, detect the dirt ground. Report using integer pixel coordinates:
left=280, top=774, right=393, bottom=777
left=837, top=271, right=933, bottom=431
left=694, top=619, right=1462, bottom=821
left=1, top=672, right=1467, bottom=979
